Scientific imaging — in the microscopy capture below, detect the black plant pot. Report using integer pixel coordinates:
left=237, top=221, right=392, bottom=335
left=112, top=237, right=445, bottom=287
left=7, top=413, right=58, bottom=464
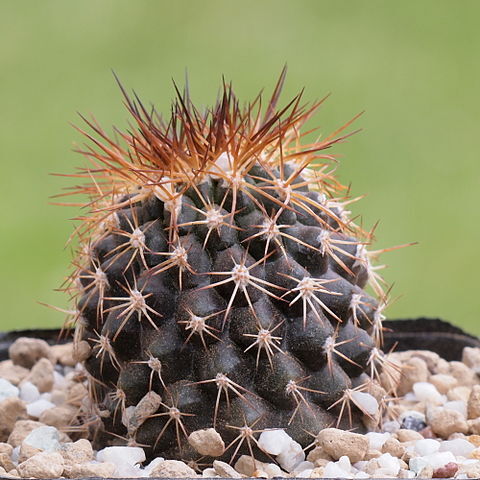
left=0, top=317, right=479, bottom=480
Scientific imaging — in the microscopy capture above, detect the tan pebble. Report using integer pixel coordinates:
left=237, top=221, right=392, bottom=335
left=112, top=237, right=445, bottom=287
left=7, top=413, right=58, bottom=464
left=17, top=451, right=64, bottom=479
left=66, top=382, right=88, bottom=406
left=468, top=418, right=480, bottom=434
left=434, top=358, right=451, bottom=375
left=310, top=466, right=325, bottom=478
left=8, top=338, right=54, bottom=369
left=450, top=361, right=477, bottom=387
left=39, top=405, right=77, bottom=429
left=463, top=347, right=480, bottom=369
left=317, top=428, right=369, bottom=463
left=363, top=449, right=382, bottom=460
left=411, top=401, right=427, bottom=414
left=418, top=465, right=434, bottom=478
left=460, top=462, right=480, bottom=478
left=188, top=428, right=225, bottom=457
left=397, top=358, right=429, bottom=396
left=128, top=391, right=162, bottom=434
left=395, top=428, right=424, bottom=442
left=362, top=412, right=382, bottom=431
left=429, top=374, right=458, bottom=394
left=0, top=452, right=15, bottom=472
left=60, top=439, right=93, bottom=465
left=234, top=456, right=269, bottom=477
left=72, top=340, right=91, bottom=363
left=365, top=459, right=380, bottom=475
left=365, top=382, right=388, bottom=402
left=49, top=389, right=67, bottom=406
left=18, top=441, right=42, bottom=464
left=428, top=407, right=468, bottom=438
left=0, top=397, right=27, bottom=442
left=63, top=461, right=116, bottom=478
left=252, top=470, right=269, bottom=478
left=449, top=432, right=467, bottom=440
left=0, top=467, right=19, bottom=479
left=213, top=460, right=242, bottom=478
left=379, top=369, right=401, bottom=393
left=149, top=460, right=197, bottom=478
left=468, top=434, right=480, bottom=446
left=306, top=445, right=333, bottom=464
left=433, top=462, right=459, bottom=478
left=448, top=385, right=472, bottom=402
left=0, top=361, right=29, bottom=386
left=7, top=420, right=45, bottom=448
left=410, top=350, right=441, bottom=371
left=381, top=437, right=406, bottom=458
left=468, top=385, right=480, bottom=419
left=310, top=458, right=330, bottom=469
left=0, top=443, right=13, bottom=457
left=398, top=459, right=409, bottom=469
left=420, top=426, right=436, bottom=439
left=24, top=358, right=54, bottom=394
left=470, top=447, right=480, bottom=459
left=50, top=343, right=76, bottom=367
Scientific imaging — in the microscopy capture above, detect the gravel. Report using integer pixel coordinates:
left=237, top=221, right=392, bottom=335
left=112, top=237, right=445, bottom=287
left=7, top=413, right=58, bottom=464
left=3, top=337, right=480, bottom=477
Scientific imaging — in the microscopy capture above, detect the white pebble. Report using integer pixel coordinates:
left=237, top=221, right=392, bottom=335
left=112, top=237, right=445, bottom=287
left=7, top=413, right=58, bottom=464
left=276, top=439, right=305, bottom=472
left=422, top=451, right=456, bottom=469
left=354, top=472, right=370, bottom=478
left=444, top=400, right=467, bottom=417
left=24, top=426, right=61, bottom=452
left=39, top=392, right=52, bottom=401
left=26, top=398, right=56, bottom=418
left=19, top=381, right=40, bottom=403
left=350, top=391, right=378, bottom=416
left=439, top=438, right=475, bottom=457
left=258, top=429, right=293, bottom=455
left=324, top=460, right=352, bottom=479
left=263, top=463, right=283, bottom=477
left=53, top=371, right=66, bottom=388
left=143, top=457, right=164, bottom=474
left=365, top=432, right=390, bottom=450
left=0, top=378, right=19, bottom=400
left=376, top=453, right=400, bottom=476
left=115, top=463, right=146, bottom=477
left=338, top=455, right=352, bottom=471
left=413, top=382, right=445, bottom=404
left=12, top=446, right=20, bottom=463
left=382, top=420, right=400, bottom=433
left=292, top=460, right=314, bottom=475
left=414, top=439, right=440, bottom=456
left=97, top=446, right=146, bottom=466
left=409, top=457, right=429, bottom=474
left=202, top=467, right=217, bottom=477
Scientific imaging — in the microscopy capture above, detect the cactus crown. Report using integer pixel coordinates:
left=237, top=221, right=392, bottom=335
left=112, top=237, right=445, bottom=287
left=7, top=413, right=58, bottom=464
left=64, top=70, right=370, bottom=252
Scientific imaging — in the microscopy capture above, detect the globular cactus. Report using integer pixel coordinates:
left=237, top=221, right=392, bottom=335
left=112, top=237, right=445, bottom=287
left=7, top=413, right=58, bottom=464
left=62, top=70, right=398, bottom=463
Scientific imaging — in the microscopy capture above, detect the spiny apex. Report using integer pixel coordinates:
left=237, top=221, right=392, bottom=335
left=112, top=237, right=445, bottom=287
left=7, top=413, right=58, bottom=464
left=61, top=69, right=398, bottom=462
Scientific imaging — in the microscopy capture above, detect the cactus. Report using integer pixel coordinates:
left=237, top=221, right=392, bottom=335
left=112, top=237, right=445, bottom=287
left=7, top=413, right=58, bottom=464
left=62, top=70, right=397, bottom=462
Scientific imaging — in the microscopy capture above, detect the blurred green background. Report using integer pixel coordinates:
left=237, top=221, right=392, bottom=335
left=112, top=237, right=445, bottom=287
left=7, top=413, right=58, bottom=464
left=1, top=0, right=479, bottom=333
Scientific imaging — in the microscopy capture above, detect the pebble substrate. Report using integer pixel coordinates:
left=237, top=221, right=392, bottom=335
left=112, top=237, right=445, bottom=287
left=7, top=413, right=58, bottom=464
left=3, top=337, right=480, bottom=478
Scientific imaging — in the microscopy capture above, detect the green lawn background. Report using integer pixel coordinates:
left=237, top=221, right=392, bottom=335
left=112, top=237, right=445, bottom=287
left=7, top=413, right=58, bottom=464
left=1, top=1, right=479, bottom=332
